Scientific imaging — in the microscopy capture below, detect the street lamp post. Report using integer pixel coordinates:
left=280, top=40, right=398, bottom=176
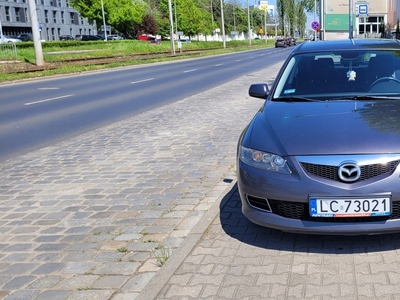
left=264, top=7, right=267, bottom=43
left=28, top=0, right=44, bottom=66
left=247, top=0, right=251, bottom=45
left=220, top=0, right=226, bottom=48
left=101, top=0, right=107, bottom=41
left=174, top=0, right=177, bottom=33
left=314, top=0, right=317, bottom=41
left=349, top=0, right=353, bottom=39
left=168, top=0, right=175, bottom=55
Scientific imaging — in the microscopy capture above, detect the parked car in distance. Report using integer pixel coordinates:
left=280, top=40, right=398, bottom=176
left=237, top=38, right=400, bottom=235
left=287, top=37, right=296, bottom=46
left=81, top=35, right=103, bottom=41
left=75, top=35, right=83, bottom=41
left=149, top=38, right=161, bottom=44
left=274, top=38, right=287, bottom=48
left=60, top=35, right=74, bottom=41
left=16, top=33, right=33, bottom=42
left=138, top=34, right=156, bottom=41
left=107, top=35, right=124, bottom=40
left=0, top=35, right=21, bottom=43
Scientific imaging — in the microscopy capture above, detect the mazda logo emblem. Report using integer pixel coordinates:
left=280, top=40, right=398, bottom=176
left=338, top=163, right=361, bottom=182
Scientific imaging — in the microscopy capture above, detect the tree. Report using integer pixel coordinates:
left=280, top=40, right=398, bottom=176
left=155, top=13, right=171, bottom=38
left=134, top=14, right=158, bottom=37
left=175, top=0, right=211, bottom=37
left=277, top=0, right=309, bottom=37
left=295, top=1, right=307, bottom=38
left=70, top=0, right=147, bottom=37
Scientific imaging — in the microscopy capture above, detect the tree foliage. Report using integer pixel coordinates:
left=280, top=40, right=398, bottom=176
left=70, top=0, right=147, bottom=37
left=277, top=0, right=310, bottom=37
left=70, top=0, right=310, bottom=39
left=134, top=14, right=158, bottom=36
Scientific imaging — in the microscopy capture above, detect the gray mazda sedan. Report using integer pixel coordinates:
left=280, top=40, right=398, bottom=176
left=237, top=39, right=400, bottom=235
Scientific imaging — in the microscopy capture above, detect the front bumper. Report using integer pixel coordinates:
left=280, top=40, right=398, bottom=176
left=237, top=160, right=400, bottom=235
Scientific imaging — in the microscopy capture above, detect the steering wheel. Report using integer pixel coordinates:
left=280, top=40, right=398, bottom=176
left=369, top=77, right=400, bottom=91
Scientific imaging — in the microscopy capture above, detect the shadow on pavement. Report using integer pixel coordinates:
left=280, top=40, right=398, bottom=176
left=220, top=183, right=400, bottom=254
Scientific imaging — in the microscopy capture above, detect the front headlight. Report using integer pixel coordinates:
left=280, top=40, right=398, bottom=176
left=239, top=146, right=292, bottom=174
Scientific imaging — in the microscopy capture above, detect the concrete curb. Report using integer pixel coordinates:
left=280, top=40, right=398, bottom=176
left=136, top=180, right=237, bottom=300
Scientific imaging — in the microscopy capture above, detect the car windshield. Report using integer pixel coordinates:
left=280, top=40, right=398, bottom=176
left=273, top=50, right=400, bottom=100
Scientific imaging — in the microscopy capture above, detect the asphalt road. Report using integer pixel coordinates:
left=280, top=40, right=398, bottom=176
left=0, top=47, right=291, bottom=162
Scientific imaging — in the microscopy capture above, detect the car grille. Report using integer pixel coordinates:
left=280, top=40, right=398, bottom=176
left=300, top=160, right=399, bottom=183
left=265, top=199, right=400, bottom=222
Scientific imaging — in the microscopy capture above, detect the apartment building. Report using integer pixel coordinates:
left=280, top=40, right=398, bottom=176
left=0, top=0, right=96, bottom=41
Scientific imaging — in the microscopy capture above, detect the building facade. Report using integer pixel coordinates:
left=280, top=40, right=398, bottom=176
left=0, top=0, right=96, bottom=41
left=323, top=0, right=398, bottom=40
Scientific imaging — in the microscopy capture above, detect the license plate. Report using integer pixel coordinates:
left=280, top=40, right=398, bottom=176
left=309, top=196, right=391, bottom=217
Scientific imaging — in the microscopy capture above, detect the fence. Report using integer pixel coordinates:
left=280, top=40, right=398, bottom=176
left=0, top=42, right=18, bottom=61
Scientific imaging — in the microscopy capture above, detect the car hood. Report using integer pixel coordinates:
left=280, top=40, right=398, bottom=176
left=243, top=100, right=400, bottom=156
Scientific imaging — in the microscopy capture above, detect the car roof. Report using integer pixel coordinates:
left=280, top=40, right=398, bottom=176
left=294, top=38, right=400, bottom=53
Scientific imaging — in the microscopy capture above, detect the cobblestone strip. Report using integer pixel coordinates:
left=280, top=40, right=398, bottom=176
left=0, top=62, right=282, bottom=300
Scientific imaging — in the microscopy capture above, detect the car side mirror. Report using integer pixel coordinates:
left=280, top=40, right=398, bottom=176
left=248, top=83, right=269, bottom=99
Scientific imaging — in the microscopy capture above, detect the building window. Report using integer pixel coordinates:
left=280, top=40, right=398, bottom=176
left=15, top=7, right=20, bottom=22
left=66, top=0, right=70, bottom=8
left=45, top=10, right=48, bottom=23
left=61, top=11, right=64, bottom=24
left=53, top=11, right=57, bottom=23
left=5, top=6, right=10, bottom=21
left=58, top=0, right=61, bottom=6
left=41, top=0, right=44, bottom=4
left=70, top=12, right=74, bottom=24
left=24, top=8, right=28, bottom=22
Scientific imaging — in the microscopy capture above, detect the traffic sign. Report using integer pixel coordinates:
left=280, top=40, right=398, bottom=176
left=311, top=21, right=320, bottom=31
left=358, top=4, right=368, bottom=16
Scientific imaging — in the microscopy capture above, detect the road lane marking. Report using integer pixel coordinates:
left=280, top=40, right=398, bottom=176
left=24, top=94, right=74, bottom=106
left=215, top=64, right=223, bottom=66
left=37, top=87, right=61, bottom=90
left=184, top=69, right=197, bottom=73
left=130, top=78, right=154, bottom=84
left=236, top=59, right=242, bottom=62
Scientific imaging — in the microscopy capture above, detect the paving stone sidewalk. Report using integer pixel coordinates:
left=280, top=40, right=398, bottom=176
left=0, top=62, right=281, bottom=300
left=142, top=185, right=400, bottom=300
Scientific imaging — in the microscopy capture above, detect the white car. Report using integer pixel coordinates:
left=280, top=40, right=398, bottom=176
left=107, top=35, right=124, bottom=40
left=0, top=35, right=22, bottom=43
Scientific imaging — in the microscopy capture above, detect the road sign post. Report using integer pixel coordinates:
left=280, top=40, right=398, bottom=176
left=311, top=21, right=320, bottom=40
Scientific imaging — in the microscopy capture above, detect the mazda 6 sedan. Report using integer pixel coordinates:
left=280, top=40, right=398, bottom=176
left=237, top=38, right=400, bottom=235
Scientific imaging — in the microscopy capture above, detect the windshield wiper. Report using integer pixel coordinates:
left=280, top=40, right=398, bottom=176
left=273, top=96, right=321, bottom=102
left=331, top=95, right=400, bottom=100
